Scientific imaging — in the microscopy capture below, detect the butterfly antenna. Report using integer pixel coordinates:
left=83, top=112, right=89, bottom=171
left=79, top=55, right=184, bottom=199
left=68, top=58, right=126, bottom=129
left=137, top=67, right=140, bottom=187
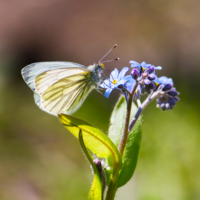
left=99, top=44, right=117, bottom=63
left=102, top=58, right=120, bottom=63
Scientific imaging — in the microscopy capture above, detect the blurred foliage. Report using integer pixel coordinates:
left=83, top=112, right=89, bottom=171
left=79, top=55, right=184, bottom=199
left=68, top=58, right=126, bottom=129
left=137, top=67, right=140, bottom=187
left=0, top=0, right=200, bottom=200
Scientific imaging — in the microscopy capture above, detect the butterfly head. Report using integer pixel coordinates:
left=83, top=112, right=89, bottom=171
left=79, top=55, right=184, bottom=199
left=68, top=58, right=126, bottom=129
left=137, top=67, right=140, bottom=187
left=98, top=62, right=105, bottom=69
left=95, top=62, right=105, bottom=73
left=90, top=62, right=105, bottom=76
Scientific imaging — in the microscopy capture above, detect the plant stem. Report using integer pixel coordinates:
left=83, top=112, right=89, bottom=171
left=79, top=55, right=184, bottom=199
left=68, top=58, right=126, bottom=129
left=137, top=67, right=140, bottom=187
left=118, top=81, right=138, bottom=156
left=129, top=91, right=159, bottom=131
left=128, top=107, right=143, bottom=132
left=118, top=94, right=133, bottom=156
left=105, top=173, right=118, bottom=200
left=108, top=82, right=139, bottom=199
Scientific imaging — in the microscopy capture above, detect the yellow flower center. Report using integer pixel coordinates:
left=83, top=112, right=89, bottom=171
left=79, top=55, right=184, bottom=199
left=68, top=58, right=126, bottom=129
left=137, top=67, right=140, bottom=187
left=112, top=79, right=117, bottom=84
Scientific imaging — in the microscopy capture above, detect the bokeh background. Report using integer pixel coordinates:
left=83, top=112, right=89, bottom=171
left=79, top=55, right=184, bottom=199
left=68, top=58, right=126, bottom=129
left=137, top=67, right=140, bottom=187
left=0, top=1, right=200, bottom=200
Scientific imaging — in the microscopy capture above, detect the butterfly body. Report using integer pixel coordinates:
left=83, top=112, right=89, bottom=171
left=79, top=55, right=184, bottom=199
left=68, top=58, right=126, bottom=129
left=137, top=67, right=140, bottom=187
left=22, top=62, right=104, bottom=116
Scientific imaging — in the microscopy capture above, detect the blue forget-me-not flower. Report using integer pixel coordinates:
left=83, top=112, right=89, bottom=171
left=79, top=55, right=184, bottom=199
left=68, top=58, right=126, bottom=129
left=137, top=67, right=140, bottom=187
left=100, top=67, right=129, bottom=98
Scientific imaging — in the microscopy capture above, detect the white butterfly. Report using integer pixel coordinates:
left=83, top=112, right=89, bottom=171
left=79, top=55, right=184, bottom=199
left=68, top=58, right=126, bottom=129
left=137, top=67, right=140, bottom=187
left=21, top=45, right=117, bottom=116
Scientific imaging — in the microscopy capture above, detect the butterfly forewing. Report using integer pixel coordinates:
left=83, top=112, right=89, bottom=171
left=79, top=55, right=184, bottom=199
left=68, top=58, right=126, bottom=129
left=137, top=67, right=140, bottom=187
left=22, top=62, right=87, bottom=92
left=36, top=70, right=95, bottom=115
left=35, top=68, right=87, bottom=95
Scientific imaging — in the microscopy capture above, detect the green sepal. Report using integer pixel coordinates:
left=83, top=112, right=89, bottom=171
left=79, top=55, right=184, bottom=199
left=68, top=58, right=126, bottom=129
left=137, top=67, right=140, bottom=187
left=58, top=114, right=122, bottom=170
left=108, top=96, right=142, bottom=187
left=78, top=129, right=102, bottom=200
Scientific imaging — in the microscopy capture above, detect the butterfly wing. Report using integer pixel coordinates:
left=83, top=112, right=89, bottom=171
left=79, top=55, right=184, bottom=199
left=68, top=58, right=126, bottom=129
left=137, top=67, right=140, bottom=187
left=22, top=62, right=95, bottom=115
left=22, top=62, right=87, bottom=92
left=36, top=70, right=95, bottom=115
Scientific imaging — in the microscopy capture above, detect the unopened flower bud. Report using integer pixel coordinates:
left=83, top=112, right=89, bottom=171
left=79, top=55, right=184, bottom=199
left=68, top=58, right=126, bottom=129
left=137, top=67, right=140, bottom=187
left=144, top=79, right=151, bottom=85
left=162, top=83, right=173, bottom=91
left=149, top=82, right=156, bottom=90
left=165, top=103, right=170, bottom=109
left=140, top=86, right=146, bottom=94
left=148, top=74, right=156, bottom=80
left=145, top=66, right=155, bottom=74
left=93, top=159, right=102, bottom=172
left=131, top=68, right=139, bottom=79
left=168, top=90, right=179, bottom=97
left=174, top=96, right=180, bottom=102
left=160, top=103, right=166, bottom=110
left=168, top=98, right=176, bottom=106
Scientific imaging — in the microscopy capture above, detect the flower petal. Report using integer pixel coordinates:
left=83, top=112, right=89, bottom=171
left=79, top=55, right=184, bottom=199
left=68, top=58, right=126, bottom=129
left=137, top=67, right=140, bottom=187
left=157, top=76, right=173, bottom=85
left=118, top=67, right=129, bottom=81
left=110, top=68, right=119, bottom=81
left=123, top=75, right=134, bottom=82
left=155, top=66, right=162, bottom=70
left=123, top=75, right=136, bottom=92
left=116, top=78, right=127, bottom=87
left=129, top=61, right=141, bottom=68
left=141, top=61, right=147, bottom=68
left=105, top=88, right=113, bottom=98
left=100, top=79, right=111, bottom=89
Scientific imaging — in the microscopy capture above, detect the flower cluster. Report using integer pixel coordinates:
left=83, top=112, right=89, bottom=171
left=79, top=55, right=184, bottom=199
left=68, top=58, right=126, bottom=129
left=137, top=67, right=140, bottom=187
left=156, top=76, right=179, bottom=110
left=100, top=60, right=179, bottom=111
left=130, top=61, right=162, bottom=94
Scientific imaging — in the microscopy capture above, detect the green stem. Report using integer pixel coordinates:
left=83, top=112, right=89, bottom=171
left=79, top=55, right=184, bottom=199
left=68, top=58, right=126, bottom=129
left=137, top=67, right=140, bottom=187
left=105, top=173, right=118, bottom=200
left=118, top=94, right=133, bottom=156
left=129, top=91, right=160, bottom=131
left=118, top=81, right=138, bottom=156
left=106, top=81, right=140, bottom=199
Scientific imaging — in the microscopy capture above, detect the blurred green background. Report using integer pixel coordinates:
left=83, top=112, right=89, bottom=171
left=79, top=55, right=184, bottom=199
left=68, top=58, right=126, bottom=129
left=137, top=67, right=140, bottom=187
left=0, top=1, right=200, bottom=200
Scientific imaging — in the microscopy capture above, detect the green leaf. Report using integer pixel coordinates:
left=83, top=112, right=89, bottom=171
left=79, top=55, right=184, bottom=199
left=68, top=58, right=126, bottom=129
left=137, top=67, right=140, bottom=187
left=108, top=96, right=127, bottom=146
left=89, top=174, right=102, bottom=200
left=58, top=114, right=122, bottom=169
left=78, top=129, right=102, bottom=200
left=108, top=96, right=142, bottom=187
